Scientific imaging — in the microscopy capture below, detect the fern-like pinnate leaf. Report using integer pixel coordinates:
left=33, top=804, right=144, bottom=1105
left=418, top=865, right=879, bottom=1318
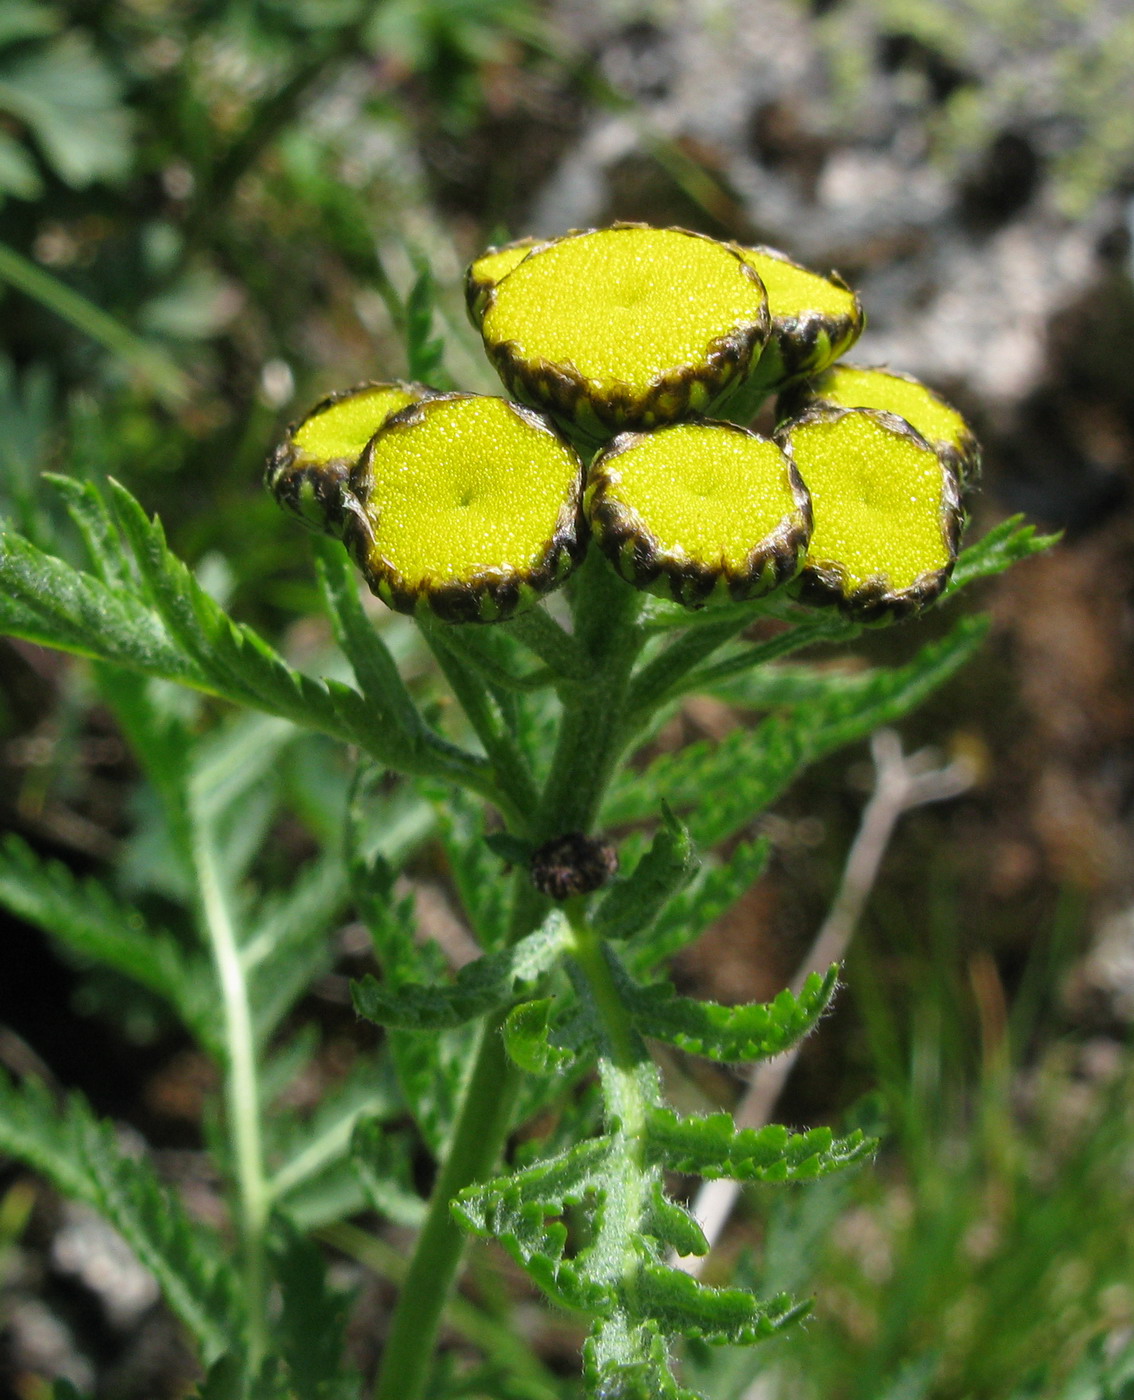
left=352, top=910, right=570, bottom=1030
left=626, top=837, right=770, bottom=975
left=594, top=805, right=699, bottom=942
left=606, top=616, right=987, bottom=842
left=0, top=1073, right=242, bottom=1361
left=271, top=1225, right=363, bottom=1400
left=643, top=1107, right=872, bottom=1180
left=622, top=965, right=838, bottom=1063
left=0, top=835, right=215, bottom=1050
left=0, top=479, right=491, bottom=795
left=946, top=515, right=1057, bottom=594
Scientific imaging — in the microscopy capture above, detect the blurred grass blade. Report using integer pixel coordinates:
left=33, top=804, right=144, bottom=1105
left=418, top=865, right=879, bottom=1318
left=0, top=240, right=190, bottom=405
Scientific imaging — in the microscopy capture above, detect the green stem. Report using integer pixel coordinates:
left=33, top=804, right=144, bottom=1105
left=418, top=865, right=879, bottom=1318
left=191, top=803, right=268, bottom=1373
left=322, top=1223, right=562, bottom=1400
left=371, top=550, right=648, bottom=1400
left=372, top=1021, right=522, bottom=1400
left=534, top=549, right=646, bottom=841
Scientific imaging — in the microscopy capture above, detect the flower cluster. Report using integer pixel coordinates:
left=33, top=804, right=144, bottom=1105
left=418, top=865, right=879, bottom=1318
left=267, top=222, right=976, bottom=624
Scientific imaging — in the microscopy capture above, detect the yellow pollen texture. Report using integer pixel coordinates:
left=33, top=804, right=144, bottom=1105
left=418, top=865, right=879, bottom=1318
left=294, top=386, right=420, bottom=462
left=601, top=424, right=799, bottom=568
left=815, top=367, right=967, bottom=451
left=739, top=248, right=857, bottom=323
left=791, top=413, right=949, bottom=591
left=360, top=397, right=579, bottom=586
left=471, top=242, right=536, bottom=289
left=484, top=229, right=765, bottom=390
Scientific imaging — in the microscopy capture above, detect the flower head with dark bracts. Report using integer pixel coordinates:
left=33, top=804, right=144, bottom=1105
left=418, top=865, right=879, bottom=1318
left=267, top=222, right=972, bottom=626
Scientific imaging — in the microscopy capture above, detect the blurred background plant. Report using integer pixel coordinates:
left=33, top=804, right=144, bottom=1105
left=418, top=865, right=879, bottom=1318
left=2, top=0, right=1134, bottom=1396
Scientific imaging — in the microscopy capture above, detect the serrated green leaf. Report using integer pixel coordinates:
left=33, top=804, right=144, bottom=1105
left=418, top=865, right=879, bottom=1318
left=352, top=910, right=569, bottom=1030
left=622, top=966, right=838, bottom=1063
left=271, top=1223, right=362, bottom=1400
left=453, top=1136, right=613, bottom=1312
left=244, top=851, right=348, bottom=1046
left=644, top=1108, right=873, bottom=1182
left=267, top=1053, right=402, bottom=1206
left=593, top=806, right=699, bottom=942
left=0, top=1072, right=241, bottom=1361
left=607, top=616, right=988, bottom=844
left=314, top=538, right=424, bottom=745
left=437, top=788, right=513, bottom=949
left=631, top=1262, right=804, bottom=1345
left=48, top=473, right=135, bottom=589
left=0, top=835, right=215, bottom=1050
left=627, top=837, right=770, bottom=976
left=390, top=1021, right=478, bottom=1159
left=0, top=518, right=202, bottom=679
left=406, top=263, right=446, bottom=383
left=946, top=515, right=1058, bottom=594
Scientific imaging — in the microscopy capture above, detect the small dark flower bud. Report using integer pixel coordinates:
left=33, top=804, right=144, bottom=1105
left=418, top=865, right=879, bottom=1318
left=530, top=833, right=620, bottom=901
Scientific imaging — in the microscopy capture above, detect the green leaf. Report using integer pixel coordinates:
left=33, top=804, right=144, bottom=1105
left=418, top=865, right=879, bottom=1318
left=0, top=515, right=202, bottom=679
left=352, top=910, right=570, bottom=1030
left=622, top=965, right=839, bottom=1063
left=631, top=1263, right=805, bottom=1345
left=583, top=1326, right=702, bottom=1400
left=643, top=1108, right=873, bottom=1182
left=452, top=1136, right=612, bottom=1311
left=350, top=1116, right=426, bottom=1227
left=271, top=1224, right=362, bottom=1400
left=0, top=31, right=133, bottom=187
left=626, top=837, right=770, bottom=976
left=405, top=261, right=446, bottom=383
left=946, top=515, right=1058, bottom=594
left=503, top=997, right=578, bottom=1074
left=390, top=1021, right=479, bottom=1159
left=606, top=616, right=989, bottom=845
left=0, top=478, right=487, bottom=792
left=244, top=852, right=348, bottom=1046
left=437, top=788, right=513, bottom=949
left=642, top=1178, right=708, bottom=1257
left=314, top=539, right=424, bottom=748
left=593, top=805, right=699, bottom=941
left=267, top=1052, right=404, bottom=1210
left=0, top=1072, right=241, bottom=1361
left=0, top=835, right=215, bottom=1050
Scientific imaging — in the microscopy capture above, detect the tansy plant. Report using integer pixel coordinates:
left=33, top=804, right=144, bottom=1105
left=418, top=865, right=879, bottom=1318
left=0, top=223, right=1048, bottom=1400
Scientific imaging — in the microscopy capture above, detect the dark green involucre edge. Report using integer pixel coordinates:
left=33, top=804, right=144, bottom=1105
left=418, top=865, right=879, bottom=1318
left=265, top=380, right=434, bottom=535
left=478, top=223, right=770, bottom=441
left=343, top=393, right=586, bottom=624
left=586, top=420, right=812, bottom=608
left=778, top=405, right=964, bottom=623
left=781, top=362, right=981, bottom=490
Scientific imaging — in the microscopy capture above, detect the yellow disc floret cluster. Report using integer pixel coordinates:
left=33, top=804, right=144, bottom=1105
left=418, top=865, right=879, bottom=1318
left=267, top=222, right=974, bottom=625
